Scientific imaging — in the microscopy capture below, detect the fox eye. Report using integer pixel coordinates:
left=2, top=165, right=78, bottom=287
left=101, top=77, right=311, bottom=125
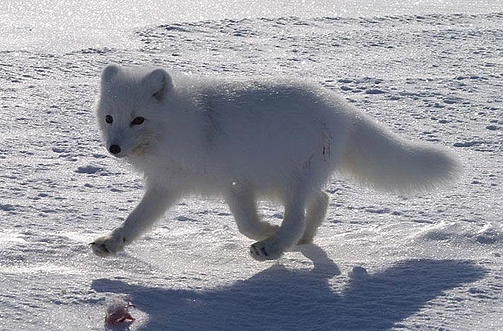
left=132, top=117, right=145, bottom=125
left=105, top=115, right=113, bottom=124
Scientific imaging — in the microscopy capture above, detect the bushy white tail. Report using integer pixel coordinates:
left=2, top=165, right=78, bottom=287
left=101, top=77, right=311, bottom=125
left=339, top=115, right=461, bottom=194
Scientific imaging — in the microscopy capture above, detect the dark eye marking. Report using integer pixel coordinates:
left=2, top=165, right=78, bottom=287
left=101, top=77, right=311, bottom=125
left=132, top=117, right=145, bottom=125
left=105, top=115, right=113, bottom=124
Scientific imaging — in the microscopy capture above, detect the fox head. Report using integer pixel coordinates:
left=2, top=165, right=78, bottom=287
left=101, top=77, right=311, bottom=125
left=96, top=65, right=173, bottom=158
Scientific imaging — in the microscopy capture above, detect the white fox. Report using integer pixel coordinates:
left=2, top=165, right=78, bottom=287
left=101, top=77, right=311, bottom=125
left=91, top=65, right=460, bottom=261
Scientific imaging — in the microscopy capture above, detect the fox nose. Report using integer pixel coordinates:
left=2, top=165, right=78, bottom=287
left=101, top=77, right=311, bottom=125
left=109, top=145, right=121, bottom=155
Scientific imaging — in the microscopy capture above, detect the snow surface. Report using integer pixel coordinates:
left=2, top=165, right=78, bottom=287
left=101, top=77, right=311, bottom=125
left=1, top=1, right=503, bottom=330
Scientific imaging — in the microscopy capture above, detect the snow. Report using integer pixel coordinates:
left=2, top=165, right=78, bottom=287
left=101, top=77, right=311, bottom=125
left=1, top=1, right=503, bottom=330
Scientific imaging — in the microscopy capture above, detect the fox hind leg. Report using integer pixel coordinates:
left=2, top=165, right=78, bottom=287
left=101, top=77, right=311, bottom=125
left=250, top=193, right=306, bottom=261
left=226, top=187, right=279, bottom=241
left=298, top=190, right=329, bottom=244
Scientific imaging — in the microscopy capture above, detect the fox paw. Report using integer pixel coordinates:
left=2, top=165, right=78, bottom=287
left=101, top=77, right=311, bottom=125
left=90, top=234, right=126, bottom=257
left=249, top=239, right=284, bottom=261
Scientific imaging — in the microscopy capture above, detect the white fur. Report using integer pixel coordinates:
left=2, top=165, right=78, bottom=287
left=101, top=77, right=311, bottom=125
left=91, top=65, right=461, bottom=261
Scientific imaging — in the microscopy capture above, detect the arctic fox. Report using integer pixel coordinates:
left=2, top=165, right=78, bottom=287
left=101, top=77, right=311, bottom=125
left=90, top=65, right=460, bottom=261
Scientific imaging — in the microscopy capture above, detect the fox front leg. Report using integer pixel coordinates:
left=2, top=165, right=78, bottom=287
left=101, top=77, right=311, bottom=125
left=91, top=185, right=178, bottom=257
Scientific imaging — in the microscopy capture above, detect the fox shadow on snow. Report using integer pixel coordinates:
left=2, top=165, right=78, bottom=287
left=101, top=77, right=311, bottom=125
left=92, top=245, right=485, bottom=331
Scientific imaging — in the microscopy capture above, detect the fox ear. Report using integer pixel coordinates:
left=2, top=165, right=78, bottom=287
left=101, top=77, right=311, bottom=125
left=101, top=64, right=120, bottom=86
left=144, top=68, right=173, bottom=102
